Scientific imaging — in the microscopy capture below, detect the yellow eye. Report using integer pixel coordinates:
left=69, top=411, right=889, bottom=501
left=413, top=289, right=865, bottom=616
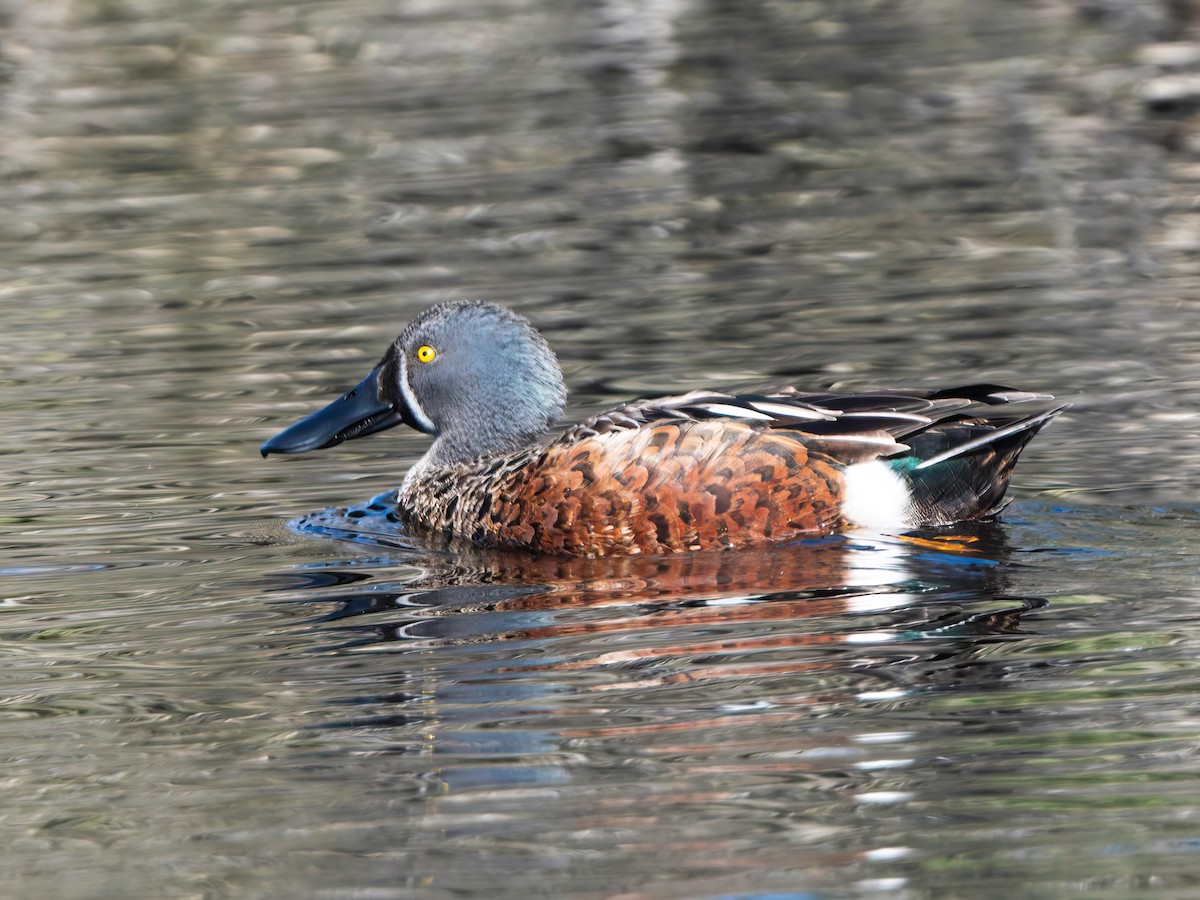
left=416, top=345, right=437, bottom=363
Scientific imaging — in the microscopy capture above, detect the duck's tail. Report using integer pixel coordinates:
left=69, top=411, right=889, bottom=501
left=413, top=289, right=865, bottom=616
left=891, top=402, right=1069, bottom=526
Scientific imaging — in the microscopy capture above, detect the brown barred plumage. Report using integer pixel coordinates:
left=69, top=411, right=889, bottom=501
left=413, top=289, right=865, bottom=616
left=399, top=419, right=848, bottom=556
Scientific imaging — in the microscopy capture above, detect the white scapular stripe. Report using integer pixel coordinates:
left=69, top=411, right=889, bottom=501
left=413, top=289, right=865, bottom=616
left=746, top=401, right=836, bottom=421
left=697, top=403, right=773, bottom=420
left=839, top=410, right=932, bottom=424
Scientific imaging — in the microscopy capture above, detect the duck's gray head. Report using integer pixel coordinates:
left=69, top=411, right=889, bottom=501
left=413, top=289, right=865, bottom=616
left=260, top=300, right=567, bottom=464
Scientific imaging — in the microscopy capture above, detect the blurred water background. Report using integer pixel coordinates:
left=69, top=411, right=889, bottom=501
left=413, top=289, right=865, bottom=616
left=3, top=0, right=1200, bottom=897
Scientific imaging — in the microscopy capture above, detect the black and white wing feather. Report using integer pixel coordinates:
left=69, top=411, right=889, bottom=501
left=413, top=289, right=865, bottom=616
left=564, top=383, right=1065, bottom=467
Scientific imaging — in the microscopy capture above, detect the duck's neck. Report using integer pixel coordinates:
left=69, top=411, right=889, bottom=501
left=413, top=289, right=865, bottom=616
left=425, top=426, right=541, bottom=470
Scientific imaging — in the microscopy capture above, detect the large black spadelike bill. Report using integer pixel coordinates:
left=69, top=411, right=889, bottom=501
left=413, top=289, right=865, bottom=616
left=260, top=366, right=409, bottom=457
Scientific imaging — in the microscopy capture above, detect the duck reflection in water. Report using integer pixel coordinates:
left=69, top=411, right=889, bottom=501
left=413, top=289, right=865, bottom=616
left=285, top=495, right=1045, bottom=690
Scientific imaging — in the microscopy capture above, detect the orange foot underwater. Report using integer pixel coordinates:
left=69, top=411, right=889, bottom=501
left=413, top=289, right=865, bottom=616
left=262, top=300, right=1068, bottom=557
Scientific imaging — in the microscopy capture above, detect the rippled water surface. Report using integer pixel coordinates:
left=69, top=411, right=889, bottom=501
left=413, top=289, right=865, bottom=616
left=3, top=0, right=1200, bottom=897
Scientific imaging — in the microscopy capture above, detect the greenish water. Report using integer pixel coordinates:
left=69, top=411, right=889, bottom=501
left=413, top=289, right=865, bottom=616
left=3, top=1, right=1200, bottom=897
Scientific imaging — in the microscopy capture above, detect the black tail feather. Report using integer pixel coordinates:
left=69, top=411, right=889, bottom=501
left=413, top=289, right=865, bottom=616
left=898, top=403, right=1068, bottom=525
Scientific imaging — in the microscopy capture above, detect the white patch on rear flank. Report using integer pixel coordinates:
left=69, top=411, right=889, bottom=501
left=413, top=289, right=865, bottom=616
left=841, top=460, right=911, bottom=529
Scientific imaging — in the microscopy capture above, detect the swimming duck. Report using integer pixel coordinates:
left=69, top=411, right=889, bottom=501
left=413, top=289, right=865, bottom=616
left=261, top=300, right=1067, bottom=557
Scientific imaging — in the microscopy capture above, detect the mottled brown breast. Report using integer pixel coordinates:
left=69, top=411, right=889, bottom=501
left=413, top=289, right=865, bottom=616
left=482, top=420, right=847, bottom=556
